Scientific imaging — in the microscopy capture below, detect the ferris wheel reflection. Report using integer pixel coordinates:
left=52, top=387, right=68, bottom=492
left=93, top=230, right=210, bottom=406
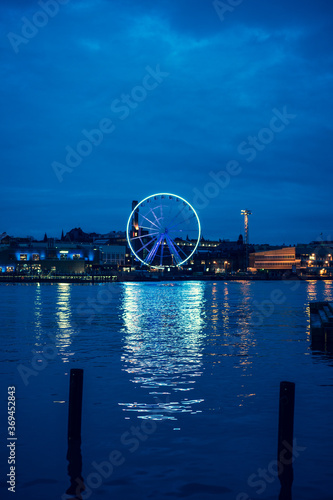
left=120, top=282, right=206, bottom=420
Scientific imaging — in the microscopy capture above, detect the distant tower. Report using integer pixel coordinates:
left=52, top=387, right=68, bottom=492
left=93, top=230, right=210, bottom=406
left=132, top=201, right=139, bottom=237
left=241, top=209, right=252, bottom=245
left=241, top=209, right=252, bottom=269
left=131, top=201, right=139, bottom=260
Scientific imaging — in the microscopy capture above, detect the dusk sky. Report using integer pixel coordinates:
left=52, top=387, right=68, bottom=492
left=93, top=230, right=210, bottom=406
left=1, top=0, right=332, bottom=244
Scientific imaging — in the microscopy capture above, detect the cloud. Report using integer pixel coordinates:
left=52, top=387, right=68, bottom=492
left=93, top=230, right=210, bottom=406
left=0, top=0, right=332, bottom=243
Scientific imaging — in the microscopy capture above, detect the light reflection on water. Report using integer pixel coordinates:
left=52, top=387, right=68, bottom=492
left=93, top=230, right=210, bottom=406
left=30, top=280, right=333, bottom=415
left=55, top=283, right=79, bottom=363
left=210, top=281, right=257, bottom=407
left=308, top=280, right=333, bottom=364
left=120, top=282, right=206, bottom=419
left=304, top=279, right=333, bottom=303
left=306, top=280, right=318, bottom=302
left=2, top=280, right=333, bottom=498
left=119, top=281, right=261, bottom=418
left=323, top=280, right=333, bottom=301
left=44, top=283, right=77, bottom=363
left=33, top=283, right=42, bottom=339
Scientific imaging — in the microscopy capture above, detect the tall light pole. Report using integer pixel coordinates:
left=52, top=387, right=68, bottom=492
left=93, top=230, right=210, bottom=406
left=241, top=209, right=252, bottom=270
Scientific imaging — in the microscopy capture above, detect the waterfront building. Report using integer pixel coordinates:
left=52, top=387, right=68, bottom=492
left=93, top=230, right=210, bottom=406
left=99, top=244, right=126, bottom=266
left=192, top=235, right=248, bottom=273
left=297, top=242, right=333, bottom=275
left=249, top=247, right=300, bottom=273
left=0, top=240, right=100, bottom=275
left=249, top=244, right=333, bottom=276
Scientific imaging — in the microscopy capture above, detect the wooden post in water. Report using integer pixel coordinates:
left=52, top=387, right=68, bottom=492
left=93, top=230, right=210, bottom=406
left=278, top=381, right=295, bottom=500
left=66, top=369, right=85, bottom=497
left=68, top=368, right=84, bottom=442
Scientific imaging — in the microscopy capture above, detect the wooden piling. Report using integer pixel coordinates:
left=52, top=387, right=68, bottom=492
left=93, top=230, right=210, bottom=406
left=310, top=301, right=333, bottom=353
left=68, top=368, right=84, bottom=442
left=66, top=438, right=84, bottom=497
left=277, top=381, right=295, bottom=494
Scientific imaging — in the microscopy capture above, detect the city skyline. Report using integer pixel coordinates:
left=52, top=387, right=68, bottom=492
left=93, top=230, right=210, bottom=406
left=2, top=220, right=331, bottom=248
left=1, top=0, right=333, bottom=244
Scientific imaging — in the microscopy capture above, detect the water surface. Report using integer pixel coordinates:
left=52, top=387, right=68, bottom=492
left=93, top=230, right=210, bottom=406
left=0, top=280, right=332, bottom=499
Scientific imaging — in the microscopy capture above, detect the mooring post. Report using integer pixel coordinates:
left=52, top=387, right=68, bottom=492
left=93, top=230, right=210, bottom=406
left=277, top=381, right=295, bottom=499
left=68, top=368, right=84, bottom=442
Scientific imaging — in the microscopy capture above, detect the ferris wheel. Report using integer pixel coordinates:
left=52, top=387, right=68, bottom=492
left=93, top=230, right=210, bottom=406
left=126, top=193, right=201, bottom=269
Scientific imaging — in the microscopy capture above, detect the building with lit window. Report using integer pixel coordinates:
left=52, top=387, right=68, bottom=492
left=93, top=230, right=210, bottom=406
left=99, top=245, right=126, bottom=266
left=192, top=235, right=247, bottom=273
left=0, top=241, right=100, bottom=275
left=249, top=247, right=301, bottom=273
left=297, top=242, right=333, bottom=276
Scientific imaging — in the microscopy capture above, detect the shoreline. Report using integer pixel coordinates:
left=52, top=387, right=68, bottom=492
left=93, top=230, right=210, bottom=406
left=0, top=275, right=332, bottom=284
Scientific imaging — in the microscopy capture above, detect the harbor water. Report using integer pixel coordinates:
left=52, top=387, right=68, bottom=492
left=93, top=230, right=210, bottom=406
left=0, top=280, right=333, bottom=499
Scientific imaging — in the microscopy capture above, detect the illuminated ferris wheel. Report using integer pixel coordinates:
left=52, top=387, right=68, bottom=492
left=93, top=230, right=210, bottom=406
left=126, top=193, right=201, bottom=269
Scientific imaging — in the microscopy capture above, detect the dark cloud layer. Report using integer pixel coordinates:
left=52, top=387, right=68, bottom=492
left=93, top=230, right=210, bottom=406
left=0, top=0, right=332, bottom=243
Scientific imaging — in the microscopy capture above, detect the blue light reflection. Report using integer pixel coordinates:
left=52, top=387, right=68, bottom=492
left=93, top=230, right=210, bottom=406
left=120, top=282, right=206, bottom=420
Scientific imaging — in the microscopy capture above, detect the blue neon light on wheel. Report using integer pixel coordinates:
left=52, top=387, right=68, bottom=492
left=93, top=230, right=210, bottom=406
left=126, top=193, right=201, bottom=269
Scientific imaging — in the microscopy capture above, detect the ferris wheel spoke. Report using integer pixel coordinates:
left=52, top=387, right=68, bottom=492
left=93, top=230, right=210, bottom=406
left=136, top=234, right=159, bottom=254
left=140, top=226, right=161, bottom=231
left=165, top=235, right=182, bottom=265
left=168, top=212, right=196, bottom=231
left=149, top=207, right=163, bottom=229
left=144, top=234, right=163, bottom=265
left=167, top=198, right=173, bottom=223
left=139, top=213, right=160, bottom=230
left=160, top=202, right=164, bottom=223
left=165, top=204, right=188, bottom=228
left=130, top=231, right=160, bottom=241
